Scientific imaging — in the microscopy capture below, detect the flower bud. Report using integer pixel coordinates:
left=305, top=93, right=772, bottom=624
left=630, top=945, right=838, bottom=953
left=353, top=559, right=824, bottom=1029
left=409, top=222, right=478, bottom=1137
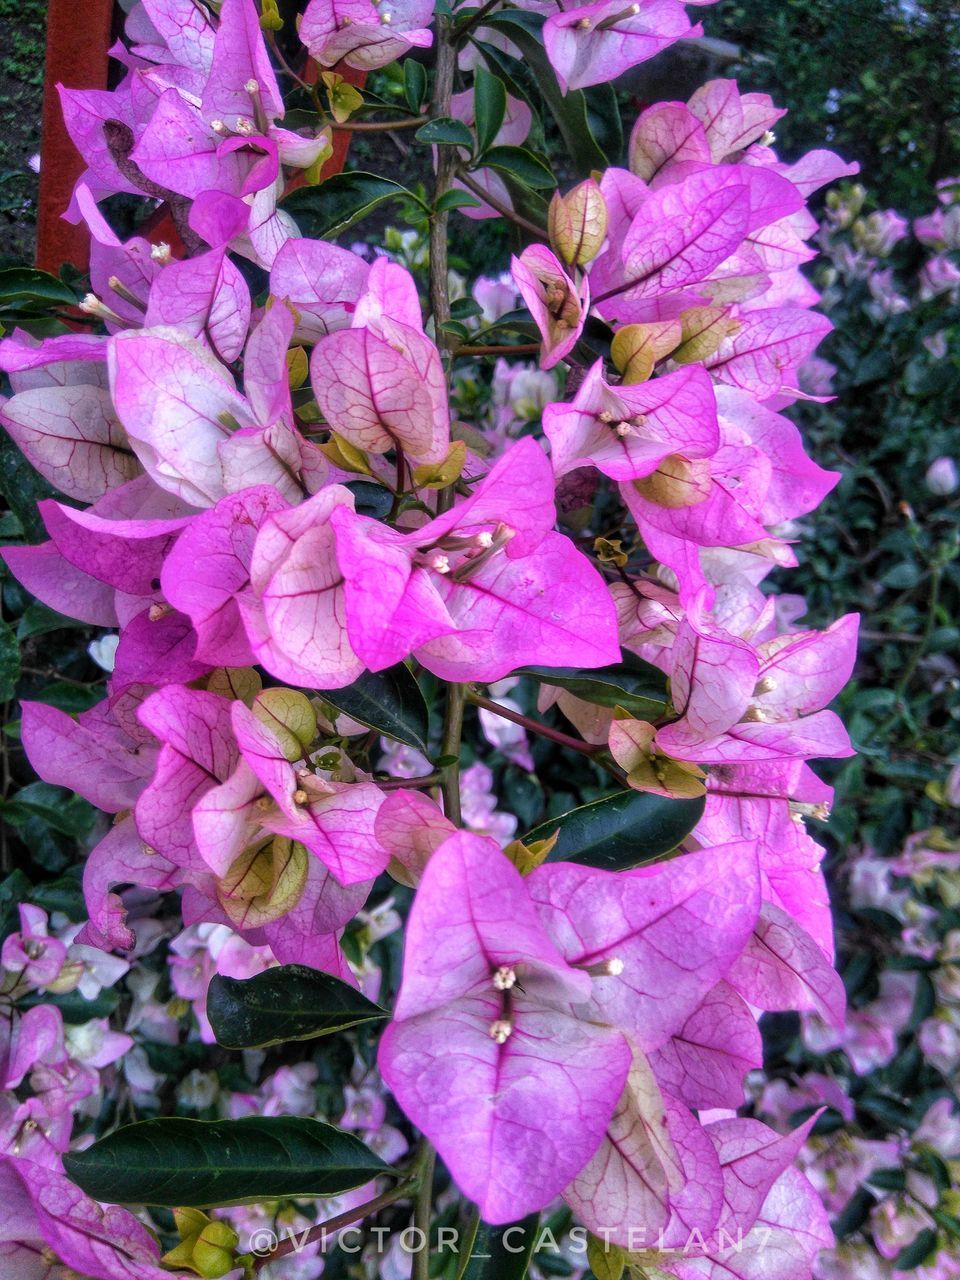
left=548, top=180, right=608, bottom=267
left=926, top=456, right=958, bottom=496
left=193, top=1221, right=240, bottom=1278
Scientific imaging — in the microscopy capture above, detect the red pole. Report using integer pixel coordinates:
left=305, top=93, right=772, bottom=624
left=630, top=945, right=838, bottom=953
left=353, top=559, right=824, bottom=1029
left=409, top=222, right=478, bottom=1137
left=36, top=0, right=115, bottom=274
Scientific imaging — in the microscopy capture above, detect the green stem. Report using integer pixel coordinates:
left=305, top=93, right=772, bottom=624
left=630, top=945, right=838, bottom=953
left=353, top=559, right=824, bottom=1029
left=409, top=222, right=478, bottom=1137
left=440, top=683, right=468, bottom=825
left=412, top=1142, right=437, bottom=1280
left=455, top=168, right=546, bottom=237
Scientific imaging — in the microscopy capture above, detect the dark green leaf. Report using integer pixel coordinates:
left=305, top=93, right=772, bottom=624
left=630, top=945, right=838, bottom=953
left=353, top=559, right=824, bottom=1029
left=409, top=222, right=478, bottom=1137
left=461, top=1215, right=539, bottom=1280
left=322, top=664, right=430, bottom=752
left=517, top=652, right=667, bottom=716
left=435, top=189, right=483, bottom=213
left=16, top=601, right=85, bottom=640
left=282, top=173, right=420, bottom=239
left=893, top=1228, right=937, bottom=1271
left=1, top=782, right=95, bottom=838
left=21, top=986, right=119, bottom=1024
left=474, top=65, right=507, bottom=155
left=207, top=965, right=387, bottom=1050
left=0, top=617, right=19, bottom=702
left=64, top=1116, right=391, bottom=1207
left=451, top=297, right=483, bottom=320
left=484, top=12, right=610, bottom=171
left=527, top=790, right=706, bottom=870
left=404, top=59, right=428, bottom=113
left=345, top=480, right=393, bottom=519
left=479, top=145, right=555, bottom=190
left=415, top=117, right=474, bottom=149
left=0, top=268, right=77, bottom=310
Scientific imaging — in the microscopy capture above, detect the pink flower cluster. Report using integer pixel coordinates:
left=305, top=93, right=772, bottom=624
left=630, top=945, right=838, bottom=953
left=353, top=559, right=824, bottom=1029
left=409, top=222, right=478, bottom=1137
left=0, top=0, right=865, bottom=1274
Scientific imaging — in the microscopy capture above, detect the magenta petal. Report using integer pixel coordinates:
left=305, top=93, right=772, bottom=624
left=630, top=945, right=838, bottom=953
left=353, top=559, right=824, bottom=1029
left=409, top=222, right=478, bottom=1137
left=161, top=486, right=288, bottom=667
left=394, top=832, right=592, bottom=1020
left=629, top=101, right=711, bottom=182
left=649, top=981, right=762, bottom=1110
left=528, top=843, right=761, bottom=1051
left=20, top=700, right=154, bottom=814
left=201, top=0, right=284, bottom=126
left=270, top=237, right=370, bottom=343
left=112, top=607, right=211, bottom=686
left=144, top=248, right=252, bottom=364
left=77, top=818, right=180, bottom=952
left=727, top=900, right=846, bottom=1028
left=1, top=383, right=140, bottom=502
left=310, top=325, right=449, bottom=462
left=417, top=532, right=621, bottom=682
left=563, top=1051, right=681, bottom=1245
left=0, top=542, right=118, bottom=627
left=380, top=994, right=631, bottom=1224
left=704, top=1113, right=817, bottom=1238
left=544, top=0, right=695, bottom=93
left=108, top=326, right=255, bottom=506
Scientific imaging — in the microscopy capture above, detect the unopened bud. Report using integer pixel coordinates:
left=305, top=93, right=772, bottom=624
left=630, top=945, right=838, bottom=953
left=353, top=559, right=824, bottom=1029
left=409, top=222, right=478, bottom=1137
left=151, top=241, right=172, bottom=263
left=548, top=179, right=608, bottom=267
left=245, top=79, right=260, bottom=95
left=926, top=456, right=958, bottom=496
left=235, top=117, right=256, bottom=136
left=429, top=552, right=451, bottom=574
left=292, top=789, right=309, bottom=806
left=489, top=1019, right=513, bottom=1044
left=147, top=602, right=171, bottom=622
left=477, top=531, right=494, bottom=548
left=210, top=119, right=227, bottom=134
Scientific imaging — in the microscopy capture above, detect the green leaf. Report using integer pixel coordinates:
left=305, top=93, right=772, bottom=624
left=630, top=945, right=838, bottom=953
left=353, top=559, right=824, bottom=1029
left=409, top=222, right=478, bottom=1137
left=474, top=65, right=507, bottom=155
left=415, top=117, right=474, bottom=149
left=484, top=12, right=611, bottom=171
left=21, top=986, right=119, bottom=1024
left=207, top=964, right=387, bottom=1050
left=451, top=296, right=484, bottom=320
left=404, top=58, right=428, bottom=112
left=892, top=1227, right=937, bottom=1271
left=63, top=1117, right=391, bottom=1208
left=282, top=173, right=420, bottom=239
left=526, top=790, right=706, bottom=870
left=0, top=267, right=76, bottom=310
left=1, top=782, right=95, bottom=838
left=0, top=617, right=19, bottom=702
left=435, top=189, right=482, bottom=213
left=16, top=601, right=85, bottom=640
left=479, top=145, right=555, bottom=190
left=517, top=652, right=667, bottom=717
left=460, top=1215, right=539, bottom=1279
left=321, top=664, right=430, bottom=753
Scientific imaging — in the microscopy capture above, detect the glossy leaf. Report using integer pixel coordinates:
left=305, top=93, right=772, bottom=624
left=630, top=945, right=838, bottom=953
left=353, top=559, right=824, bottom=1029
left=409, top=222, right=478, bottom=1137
left=207, top=964, right=386, bottom=1049
left=460, top=1214, right=540, bottom=1280
left=282, top=173, right=421, bottom=239
left=404, top=59, right=427, bottom=113
left=0, top=267, right=77, bottom=310
left=415, top=117, right=474, bottom=149
left=484, top=11, right=610, bottom=171
left=517, top=651, right=667, bottom=716
left=63, top=1117, right=390, bottom=1207
left=321, top=663, right=430, bottom=752
left=474, top=64, right=507, bottom=155
left=527, top=789, right=705, bottom=870
left=481, top=145, right=555, bottom=190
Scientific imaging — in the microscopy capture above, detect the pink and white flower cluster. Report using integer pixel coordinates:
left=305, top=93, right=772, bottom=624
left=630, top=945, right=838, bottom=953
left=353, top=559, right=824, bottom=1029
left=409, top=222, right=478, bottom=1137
left=0, top=0, right=867, bottom=1275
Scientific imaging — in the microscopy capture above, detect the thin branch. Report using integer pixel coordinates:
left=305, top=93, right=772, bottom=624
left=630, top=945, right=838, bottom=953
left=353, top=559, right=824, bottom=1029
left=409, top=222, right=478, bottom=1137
left=331, top=115, right=429, bottom=131
left=412, top=1142, right=437, bottom=1280
left=376, top=772, right=443, bottom=791
left=454, top=169, right=546, bottom=237
left=455, top=0, right=503, bottom=41
left=455, top=342, right=541, bottom=357
left=466, top=692, right=602, bottom=756
left=250, top=1178, right=416, bottom=1272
